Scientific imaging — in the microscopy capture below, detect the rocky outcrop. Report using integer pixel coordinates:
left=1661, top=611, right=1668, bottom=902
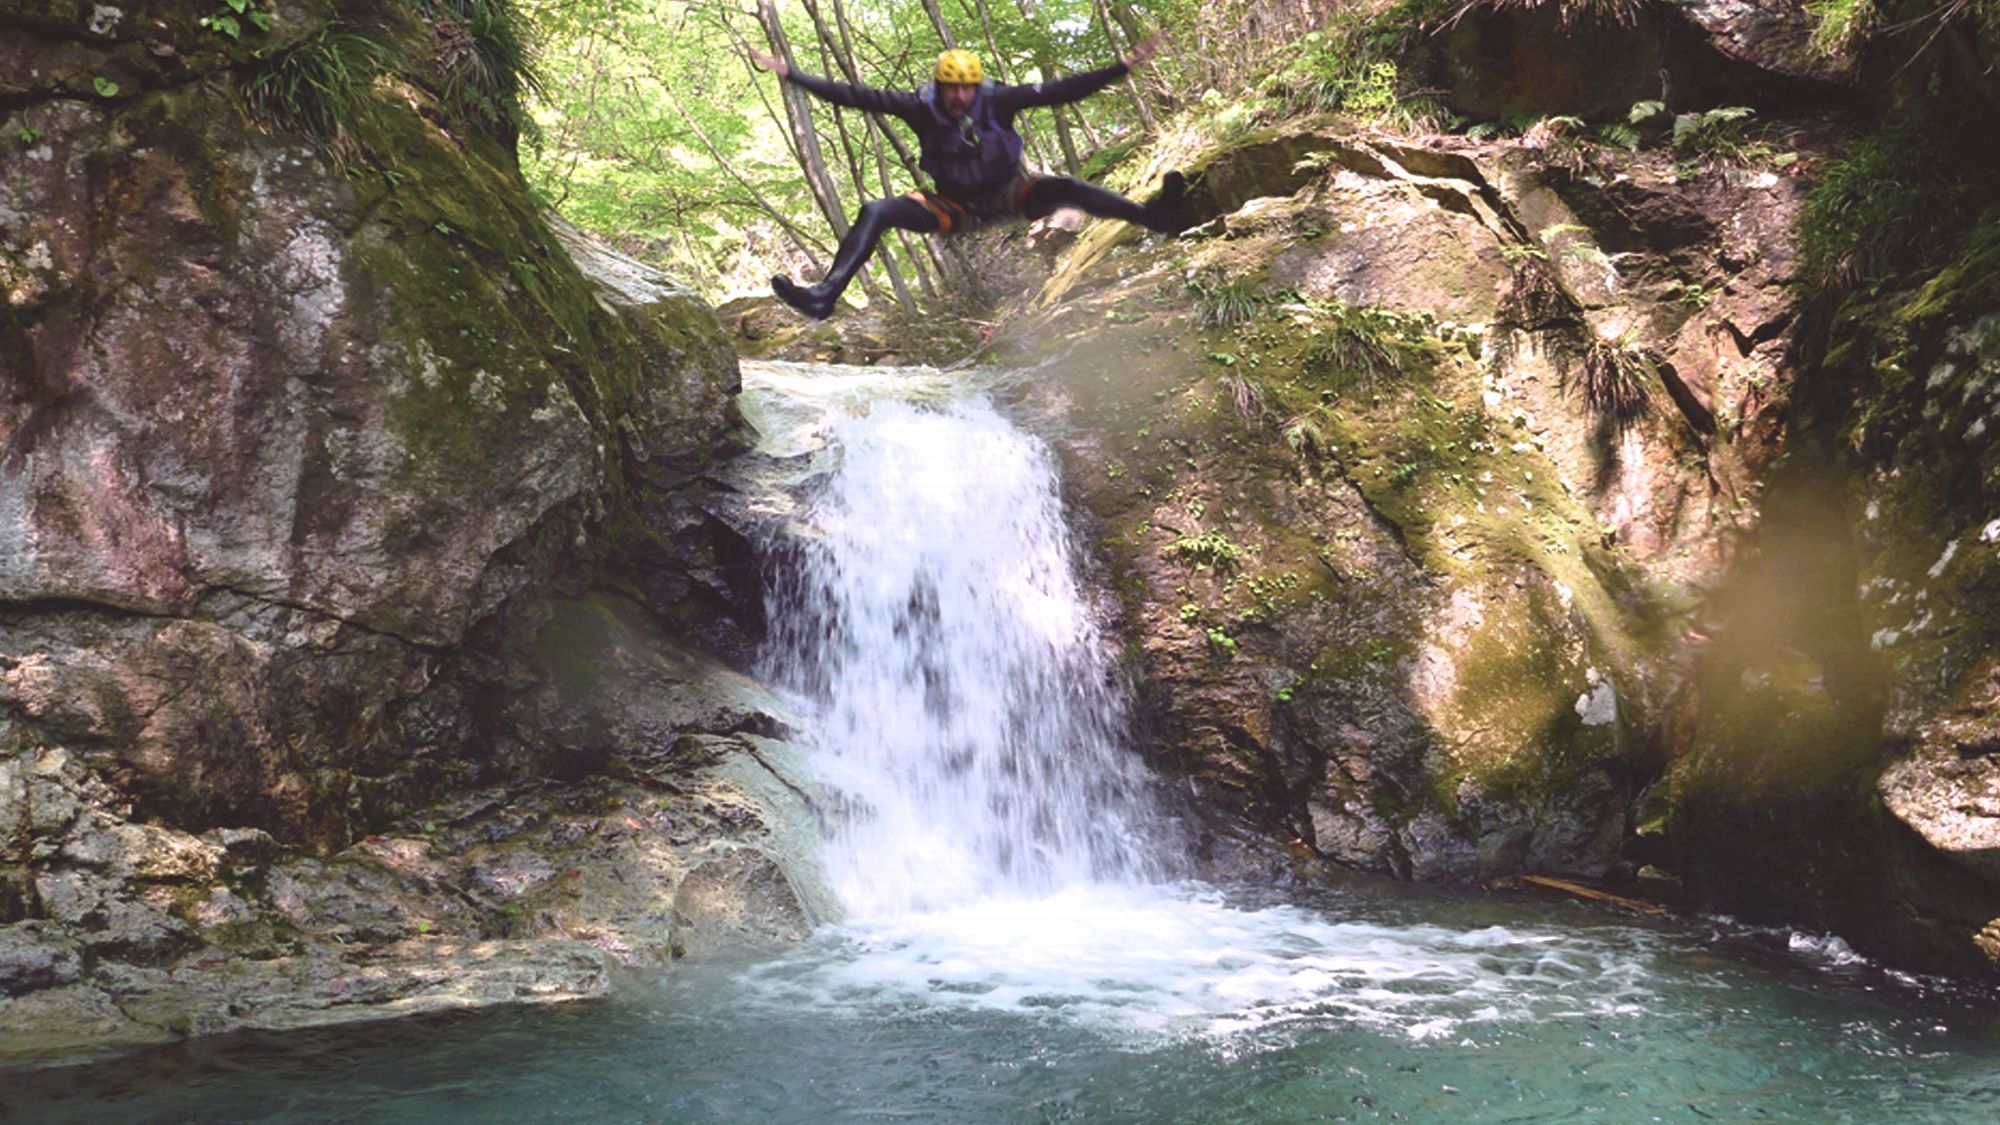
left=1649, top=0, right=1999, bottom=972
left=0, top=645, right=827, bottom=1054
left=1, top=0, right=820, bottom=1055
left=1001, top=3, right=2000, bottom=979
left=1003, top=115, right=1812, bottom=881
left=1668, top=235, right=2000, bottom=977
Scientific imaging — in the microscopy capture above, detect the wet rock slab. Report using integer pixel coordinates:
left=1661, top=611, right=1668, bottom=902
left=0, top=637, right=832, bottom=1065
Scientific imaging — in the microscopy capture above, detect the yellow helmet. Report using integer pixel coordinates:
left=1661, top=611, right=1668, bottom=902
left=934, top=48, right=984, bottom=85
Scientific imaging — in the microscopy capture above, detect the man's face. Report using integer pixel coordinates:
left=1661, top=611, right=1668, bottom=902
left=936, top=82, right=977, bottom=117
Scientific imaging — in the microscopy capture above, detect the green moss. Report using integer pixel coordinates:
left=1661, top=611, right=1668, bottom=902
left=1429, top=582, right=1609, bottom=811
left=1897, top=207, right=2000, bottom=326
left=535, top=595, right=625, bottom=699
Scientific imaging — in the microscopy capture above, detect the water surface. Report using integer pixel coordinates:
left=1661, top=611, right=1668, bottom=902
left=10, top=880, right=2000, bottom=1123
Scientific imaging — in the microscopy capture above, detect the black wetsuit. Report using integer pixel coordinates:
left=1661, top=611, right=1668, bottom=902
left=773, top=62, right=1185, bottom=318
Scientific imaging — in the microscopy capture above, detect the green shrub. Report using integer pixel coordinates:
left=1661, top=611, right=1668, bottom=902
left=1258, top=17, right=1446, bottom=133
left=1798, top=117, right=1981, bottom=289
left=1805, top=0, right=1876, bottom=54
left=1167, top=531, right=1245, bottom=572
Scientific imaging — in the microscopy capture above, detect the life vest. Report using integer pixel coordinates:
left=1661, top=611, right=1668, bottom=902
left=915, top=79, right=1024, bottom=194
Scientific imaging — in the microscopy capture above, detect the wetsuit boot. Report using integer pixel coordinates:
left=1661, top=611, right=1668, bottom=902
left=773, top=200, right=900, bottom=320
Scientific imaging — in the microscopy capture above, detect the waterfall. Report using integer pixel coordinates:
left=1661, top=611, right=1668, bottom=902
left=718, top=363, right=1675, bottom=1048
left=749, top=362, right=1167, bottom=919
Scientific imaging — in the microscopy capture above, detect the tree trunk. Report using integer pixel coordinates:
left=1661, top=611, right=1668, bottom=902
left=805, top=4, right=912, bottom=310
left=757, top=0, right=851, bottom=240
left=824, top=0, right=927, bottom=182
left=920, top=0, right=956, bottom=49
left=1089, top=0, right=1155, bottom=131
left=1105, top=0, right=1148, bottom=46
left=1011, top=0, right=1091, bottom=172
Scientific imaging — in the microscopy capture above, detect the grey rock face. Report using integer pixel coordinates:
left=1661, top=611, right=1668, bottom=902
left=671, top=847, right=817, bottom=959
left=1879, top=649, right=2000, bottom=883
left=0, top=922, right=80, bottom=995
left=1663, top=0, right=1860, bottom=84
left=1013, top=124, right=1810, bottom=885
left=1882, top=750, right=2000, bottom=882
left=0, top=638, right=830, bottom=1060
left=0, top=0, right=801, bottom=1060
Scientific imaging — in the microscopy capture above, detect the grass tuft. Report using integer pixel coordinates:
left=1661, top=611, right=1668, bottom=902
left=243, top=23, right=399, bottom=165
left=1186, top=270, right=1271, bottom=331
left=1577, top=334, right=1655, bottom=422
left=1798, top=116, right=1982, bottom=291
left=420, top=0, right=545, bottom=143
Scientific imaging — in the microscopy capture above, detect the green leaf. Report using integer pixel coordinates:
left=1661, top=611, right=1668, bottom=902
left=1628, top=99, right=1665, bottom=124
left=91, top=76, right=120, bottom=97
left=1600, top=122, right=1640, bottom=152
left=227, top=0, right=252, bottom=11
left=209, top=13, right=240, bottom=38
left=247, top=10, right=272, bottom=30
left=17, top=126, right=40, bottom=143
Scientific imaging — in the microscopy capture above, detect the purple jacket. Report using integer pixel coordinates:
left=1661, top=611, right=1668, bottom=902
left=785, top=62, right=1130, bottom=195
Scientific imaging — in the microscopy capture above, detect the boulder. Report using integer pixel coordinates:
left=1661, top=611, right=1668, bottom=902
left=0, top=0, right=816, bottom=1055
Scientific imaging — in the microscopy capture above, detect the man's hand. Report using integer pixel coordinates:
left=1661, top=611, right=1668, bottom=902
left=1122, top=32, right=1165, bottom=70
left=750, top=49, right=790, bottom=77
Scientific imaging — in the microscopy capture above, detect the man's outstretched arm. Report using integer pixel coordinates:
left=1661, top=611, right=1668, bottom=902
left=995, top=32, right=1164, bottom=111
left=750, top=50, right=923, bottom=119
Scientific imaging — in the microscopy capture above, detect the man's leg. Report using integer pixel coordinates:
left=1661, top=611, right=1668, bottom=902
left=774, top=196, right=940, bottom=320
left=1022, top=172, right=1187, bottom=233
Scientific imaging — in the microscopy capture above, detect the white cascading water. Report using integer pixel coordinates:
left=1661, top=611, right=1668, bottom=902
left=756, top=370, right=1167, bottom=917
left=735, top=361, right=1659, bottom=1043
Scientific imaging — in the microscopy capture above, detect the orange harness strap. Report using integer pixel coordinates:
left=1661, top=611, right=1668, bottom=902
left=906, top=191, right=966, bottom=236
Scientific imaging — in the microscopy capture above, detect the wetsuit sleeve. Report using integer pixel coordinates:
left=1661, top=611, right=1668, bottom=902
left=784, top=69, right=924, bottom=121
left=991, top=62, right=1131, bottom=112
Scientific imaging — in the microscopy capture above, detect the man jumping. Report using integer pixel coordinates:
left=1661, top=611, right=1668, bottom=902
left=750, top=35, right=1186, bottom=319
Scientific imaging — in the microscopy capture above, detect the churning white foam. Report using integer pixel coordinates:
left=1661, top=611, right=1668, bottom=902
left=734, top=883, right=1658, bottom=1044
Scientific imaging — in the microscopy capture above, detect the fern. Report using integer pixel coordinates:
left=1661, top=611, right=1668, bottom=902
left=1599, top=122, right=1640, bottom=151
left=1282, top=414, right=1329, bottom=457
